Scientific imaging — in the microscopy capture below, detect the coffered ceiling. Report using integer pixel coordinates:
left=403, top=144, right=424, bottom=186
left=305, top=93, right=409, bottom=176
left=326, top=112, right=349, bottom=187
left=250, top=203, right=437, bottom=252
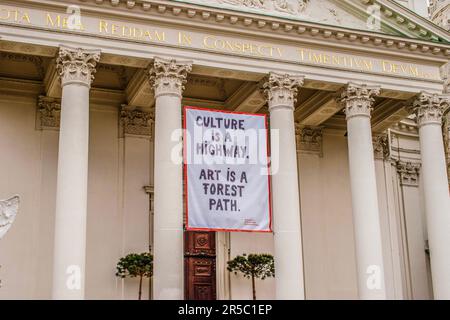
left=0, top=49, right=413, bottom=133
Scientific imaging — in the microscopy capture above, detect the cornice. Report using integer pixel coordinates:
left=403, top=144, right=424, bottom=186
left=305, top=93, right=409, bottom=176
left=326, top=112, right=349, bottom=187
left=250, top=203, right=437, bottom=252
left=374, top=0, right=450, bottom=42
left=50, top=0, right=450, bottom=60
left=175, top=0, right=450, bottom=43
left=390, top=119, right=419, bottom=136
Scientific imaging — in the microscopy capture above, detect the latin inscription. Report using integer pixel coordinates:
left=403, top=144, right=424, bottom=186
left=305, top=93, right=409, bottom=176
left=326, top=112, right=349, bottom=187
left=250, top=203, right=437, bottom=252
left=0, top=5, right=440, bottom=80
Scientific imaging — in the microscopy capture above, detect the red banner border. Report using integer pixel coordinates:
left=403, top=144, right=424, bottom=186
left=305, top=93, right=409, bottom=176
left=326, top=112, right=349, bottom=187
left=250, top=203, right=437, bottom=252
left=183, top=105, right=273, bottom=233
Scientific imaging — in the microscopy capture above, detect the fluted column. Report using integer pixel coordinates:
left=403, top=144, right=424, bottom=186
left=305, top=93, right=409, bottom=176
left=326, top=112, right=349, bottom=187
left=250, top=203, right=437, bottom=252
left=148, top=57, right=192, bottom=300
left=262, top=73, right=305, bottom=300
left=339, top=83, right=386, bottom=299
left=407, top=92, right=450, bottom=299
left=52, top=46, right=100, bottom=299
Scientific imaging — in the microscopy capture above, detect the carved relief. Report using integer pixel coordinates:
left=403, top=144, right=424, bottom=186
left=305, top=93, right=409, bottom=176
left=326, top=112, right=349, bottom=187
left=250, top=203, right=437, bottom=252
left=148, top=57, right=192, bottom=98
left=0, top=195, right=20, bottom=240
left=261, top=72, right=304, bottom=110
left=373, top=134, right=390, bottom=161
left=338, top=83, right=380, bottom=120
left=120, top=105, right=154, bottom=139
left=195, top=233, right=210, bottom=248
left=208, top=0, right=309, bottom=15
left=185, top=0, right=371, bottom=30
left=396, top=161, right=421, bottom=187
left=37, top=96, right=61, bottom=130
left=194, top=264, right=213, bottom=277
left=56, top=46, right=101, bottom=87
left=406, top=92, right=450, bottom=127
left=194, top=285, right=213, bottom=300
left=197, top=0, right=309, bottom=15
left=295, top=124, right=323, bottom=157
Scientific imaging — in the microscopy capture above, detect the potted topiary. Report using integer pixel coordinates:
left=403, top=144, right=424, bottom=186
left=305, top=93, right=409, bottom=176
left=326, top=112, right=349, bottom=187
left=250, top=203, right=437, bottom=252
left=116, top=252, right=153, bottom=300
left=227, top=253, right=275, bottom=300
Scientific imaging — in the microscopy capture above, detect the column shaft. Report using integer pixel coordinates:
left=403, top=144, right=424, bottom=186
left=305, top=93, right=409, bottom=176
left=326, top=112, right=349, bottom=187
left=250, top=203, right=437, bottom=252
left=263, top=73, right=305, bottom=299
left=149, top=58, right=192, bottom=300
left=340, top=83, right=386, bottom=299
left=52, top=46, right=100, bottom=299
left=410, top=93, right=450, bottom=299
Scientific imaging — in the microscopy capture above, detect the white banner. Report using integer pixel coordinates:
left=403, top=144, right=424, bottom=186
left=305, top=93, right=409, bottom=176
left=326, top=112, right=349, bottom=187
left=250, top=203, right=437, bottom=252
left=184, top=106, right=272, bottom=232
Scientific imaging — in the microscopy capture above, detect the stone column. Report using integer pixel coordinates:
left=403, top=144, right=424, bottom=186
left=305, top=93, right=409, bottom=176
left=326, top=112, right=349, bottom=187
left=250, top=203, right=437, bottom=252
left=407, top=92, right=450, bottom=299
left=148, top=57, right=192, bottom=300
left=339, top=83, right=386, bottom=299
left=262, top=72, right=305, bottom=300
left=444, top=113, right=450, bottom=186
left=52, top=46, right=100, bottom=299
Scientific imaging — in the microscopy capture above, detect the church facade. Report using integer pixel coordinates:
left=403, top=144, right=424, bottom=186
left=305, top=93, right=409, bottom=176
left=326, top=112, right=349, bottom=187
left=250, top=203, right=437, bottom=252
left=0, top=0, right=449, bottom=300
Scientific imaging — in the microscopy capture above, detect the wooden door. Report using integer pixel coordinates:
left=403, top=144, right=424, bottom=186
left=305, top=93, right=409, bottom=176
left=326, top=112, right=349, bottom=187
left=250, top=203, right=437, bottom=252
left=184, top=231, right=216, bottom=300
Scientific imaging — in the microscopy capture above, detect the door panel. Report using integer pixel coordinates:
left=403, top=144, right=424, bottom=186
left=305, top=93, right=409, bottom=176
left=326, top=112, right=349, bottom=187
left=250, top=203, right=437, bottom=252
left=184, top=231, right=216, bottom=300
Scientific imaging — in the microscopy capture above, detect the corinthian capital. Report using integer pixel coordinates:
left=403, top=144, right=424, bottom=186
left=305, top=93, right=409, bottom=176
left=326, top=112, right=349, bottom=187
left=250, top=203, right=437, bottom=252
left=120, top=105, right=154, bottom=140
left=262, top=72, right=304, bottom=111
left=56, top=46, right=101, bottom=88
left=406, top=92, right=450, bottom=127
left=372, top=134, right=390, bottom=160
left=148, top=57, right=193, bottom=98
left=37, top=96, right=61, bottom=130
left=396, top=160, right=421, bottom=187
left=338, top=83, right=380, bottom=120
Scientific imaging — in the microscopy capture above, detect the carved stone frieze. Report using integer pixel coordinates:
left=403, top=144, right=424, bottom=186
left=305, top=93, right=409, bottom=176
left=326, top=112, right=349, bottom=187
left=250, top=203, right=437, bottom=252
left=295, top=124, right=323, bottom=156
left=200, top=0, right=309, bottom=15
left=37, top=96, right=61, bottom=130
left=396, top=160, right=421, bottom=187
left=120, top=105, right=155, bottom=139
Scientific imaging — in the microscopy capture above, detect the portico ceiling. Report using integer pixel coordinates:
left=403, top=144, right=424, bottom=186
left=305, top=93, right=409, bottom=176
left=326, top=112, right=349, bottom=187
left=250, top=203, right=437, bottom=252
left=0, top=49, right=416, bottom=133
